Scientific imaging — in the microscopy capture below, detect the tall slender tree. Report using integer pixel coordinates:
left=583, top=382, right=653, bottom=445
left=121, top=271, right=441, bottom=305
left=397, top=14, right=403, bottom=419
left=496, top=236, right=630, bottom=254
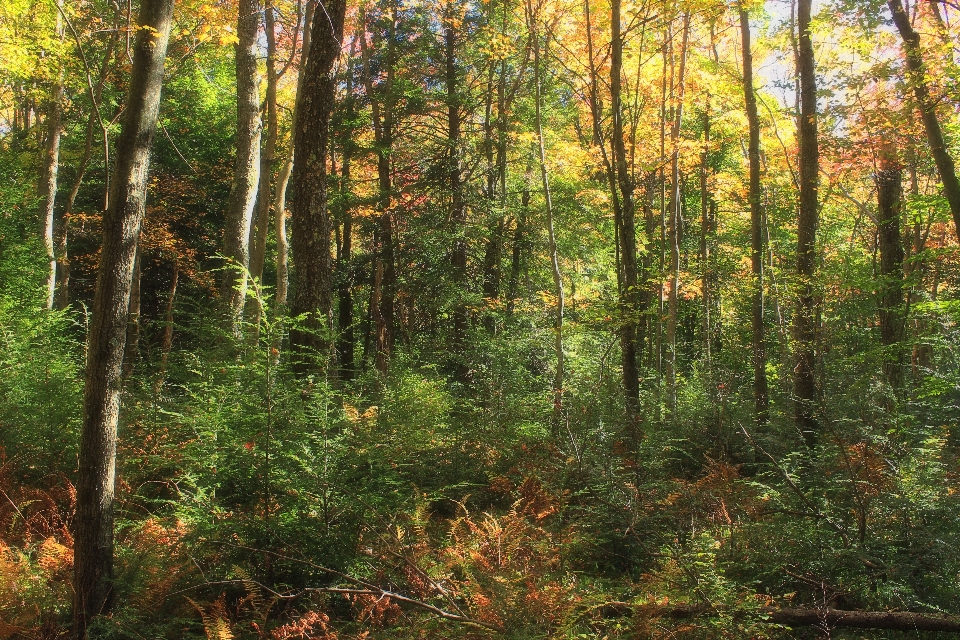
left=876, top=139, right=905, bottom=389
left=275, top=0, right=317, bottom=315
left=360, top=2, right=398, bottom=374
left=447, top=6, right=469, bottom=382
left=248, top=0, right=281, bottom=335
left=664, top=12, right=690, bottom=413
left=795, top=0, right=820, bottom=443
left=739, top=2, right=769, bottom=425
left=289, top=0, right=347, bottom=369
left=528, top=0, right=564, bottom=426
left=610, top=0, right=641, bottom=416
left=222, top=0, right=263, bottom=333
left=41, top=83, right=62, bottom=310
left=72, top=0, right=173, bottom=634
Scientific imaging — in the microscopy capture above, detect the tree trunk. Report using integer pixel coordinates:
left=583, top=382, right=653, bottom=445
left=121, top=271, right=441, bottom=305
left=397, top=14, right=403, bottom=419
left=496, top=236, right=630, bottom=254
left=248, top=0, right=280, bottom=336
left=360, top=5, right=398, bottom=375
left=157, top=257, right=179, bottom=387
left=289, top=0, right=347, bottom=371
left=507, top=171, right=532, bottom=316
left=795, top=0, right=820, bottom=445
left=480, top=24, right=509, bottom=334
left=447, top=17, right=469, bottom=383
left=739, top=3, right=769, bottom=425
left=887, top=0, right=960, bottom=235
left=336, top=47, right=358, bottom=381
left=699, top=102, right=714, bottom=406
left=876, top=140, right=905, bottom=389
left=528, top=0, right=564, bottom=427
left=72, top=0, right=172, bottom=634
left=41, top=77, right=63, bottom=311
left=274, top=1, right=316, bottom=316
left=222, top=0, right=263, bottom=334
left=122, top=246, right=141, bottom=379
left=610, top=0, right=641, bottom=418
left=665, top=12, right=690, bottom=414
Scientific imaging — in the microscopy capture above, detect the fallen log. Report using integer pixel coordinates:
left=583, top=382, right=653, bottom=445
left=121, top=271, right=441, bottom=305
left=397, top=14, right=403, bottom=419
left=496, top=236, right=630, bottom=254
left=761, top=607, right=960, bottom=633
left=653, top=604, right=960, bottom=633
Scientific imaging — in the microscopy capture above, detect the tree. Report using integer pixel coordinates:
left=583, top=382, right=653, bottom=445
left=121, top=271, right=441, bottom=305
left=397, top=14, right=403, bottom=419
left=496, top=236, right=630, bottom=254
left=288, top=0, right=347, bottom=369
left=664, top=11, right=690, bottom=413
left=795, top=0, right=820, bottom=443
left=359, top=1, right=398, bottom=374
left=609, top=0, right=641, bottom=417
left=71, top=0, right=173, bottom=634
left=447, top=3, right=469, bottom=383
left=247, top=0, right=281, bottom=336
left=527, top=0, right=563, bottom=426
left=222, top=0, right=262, bottom=333
left=887, top=0, right=960, bottom=236
left=739, top=2, right=769, bottom=425
left=876, top=138, right=905, bottom=389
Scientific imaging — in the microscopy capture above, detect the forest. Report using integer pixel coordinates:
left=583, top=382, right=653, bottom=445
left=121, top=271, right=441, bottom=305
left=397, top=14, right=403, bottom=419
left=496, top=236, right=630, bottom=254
left=2, top=0, right=960, bottom=637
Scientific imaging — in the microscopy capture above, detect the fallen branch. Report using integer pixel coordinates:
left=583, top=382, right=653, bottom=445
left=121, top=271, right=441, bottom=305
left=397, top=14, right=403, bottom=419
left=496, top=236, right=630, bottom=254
left=204, top=540, right=503, bottom=633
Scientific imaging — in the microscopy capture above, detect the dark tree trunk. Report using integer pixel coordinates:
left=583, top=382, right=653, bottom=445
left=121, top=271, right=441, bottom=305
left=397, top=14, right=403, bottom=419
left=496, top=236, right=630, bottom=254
left=665, top=13, right=690, bottom=413
left=72, top=0, right=172, bottom=634
left=507, top=174, right=531, bottom=316
left=222, top=0, right=263, bottom=334
left=289, top=0, right=347, bottom=371
left=739, top=3, right=769, bottom=425
left=876, top=140, right=905, bottom=389
left=360, top=4, right=397, bottom=375
left=336, top=49, right=358, bottom=381
left=795, top=0, right=820, bottom=445
left=275, top=0, right=316, bottom=315
left=447, top=18, right=469, bottom=383
left=699, top=104, right=711, bottom=382
left=610, top=0, right=640, bottom=417
left=887, top=0, right=960, bottom=234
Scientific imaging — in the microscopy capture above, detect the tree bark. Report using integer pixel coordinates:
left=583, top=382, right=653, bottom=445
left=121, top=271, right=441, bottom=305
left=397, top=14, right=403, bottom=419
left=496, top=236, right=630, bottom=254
left=360, top=5, right=397, bottom=375
left=41, top=78, right=63, bottom=311
left=795, top=0, right=820, bottom=445
left=610, top=0, right=641, bottom=417
left=447, top=16, right=469, bottom=383
left=699, top=101, right=714, bottom=409
left=887, top=0, right=960, bottom=235
left=876, top=140, right=905, bottom=389
left=336, top=45, right=358, bottom=381
left=274, top=1, right=316, bottom=316
left=222, top=0, right=263, bottom=334
left=122, top=246, right=141, bottom=379
left=528, top=0, right=564, bottom=427
left=72, top=0, right=172, bottom=634
left=248, top=0, right=280, bottom=336
left=289, top=0, right=347, bottom=370
left=157, top=257, right=179, bottom=387
left=739, top=3, right=769, bottom=425
left=665, top=12, right=690, bottom=414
